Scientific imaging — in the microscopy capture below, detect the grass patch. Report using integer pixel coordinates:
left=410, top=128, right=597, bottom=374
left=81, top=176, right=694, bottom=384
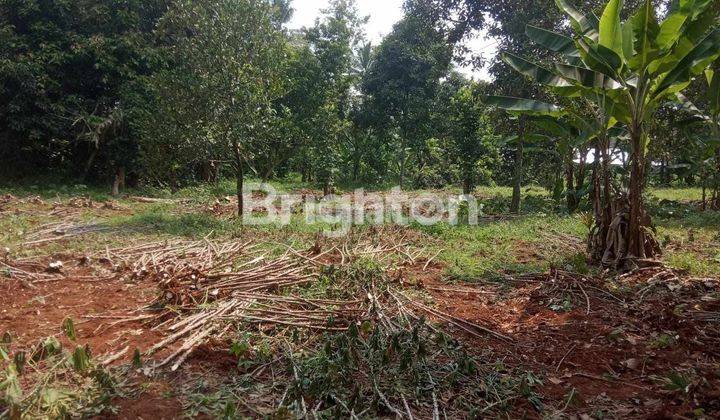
left=649, top=187, right=705, bottom=203
left=417, top=215, right=587, bottom=281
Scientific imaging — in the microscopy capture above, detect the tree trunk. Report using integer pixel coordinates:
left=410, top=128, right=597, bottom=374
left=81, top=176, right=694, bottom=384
left=510, top=120, right=525, bottom=214
left=233, top=143, right=244, bottom=219
left=236, top=160, right=244, bottom=218
left=625, top=130, right=660, bottom=265
left=589, top=135, right=618, bottom=264
left=112, top=166, right=125, bottom=197
left=463, top=177, right=472, bottom=195
left=565, top=152, right=577, bottom=213
left=352, top=155, right=360, bottom=182
left=83, top=147, right=99, bottom=182
left=553, top=174, right=564, bottom=201
left=589, top=145, right=604, bottom=259
left=627, top=141, right=645, bottom=258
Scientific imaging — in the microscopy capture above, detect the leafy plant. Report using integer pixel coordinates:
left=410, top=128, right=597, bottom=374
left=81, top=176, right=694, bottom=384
left=485, top=0, right=720, bottom=267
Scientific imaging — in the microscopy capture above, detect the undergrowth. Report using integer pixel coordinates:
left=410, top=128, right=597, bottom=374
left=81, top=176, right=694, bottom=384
left=0, top=322, right=122, bottom=419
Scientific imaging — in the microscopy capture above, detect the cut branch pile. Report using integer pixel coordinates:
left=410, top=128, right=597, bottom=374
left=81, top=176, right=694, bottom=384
left=95, top=239, right=369, bottom=370
left=22, top=221, right=120, bottom=247
left=0, top=258, right=64, bottom=283
left=91, top=234, right=508, bottom=371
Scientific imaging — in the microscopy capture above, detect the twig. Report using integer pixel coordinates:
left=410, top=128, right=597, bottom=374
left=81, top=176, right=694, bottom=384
left=402, top=394, right=415, bottom=420
left=555, top=344, right=578, bottom=372
left=575, top=281, right=591, bottom=315
left=101, top=346, right=130, bottom=366
left=423, top=249, right=443, bottom=271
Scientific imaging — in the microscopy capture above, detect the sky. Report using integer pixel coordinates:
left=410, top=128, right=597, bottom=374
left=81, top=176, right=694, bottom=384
left=287, top=0, right=496, bottom=80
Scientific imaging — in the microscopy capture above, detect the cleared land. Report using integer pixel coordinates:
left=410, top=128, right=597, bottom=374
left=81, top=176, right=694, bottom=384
left=1, top=183, right=719, bottom=418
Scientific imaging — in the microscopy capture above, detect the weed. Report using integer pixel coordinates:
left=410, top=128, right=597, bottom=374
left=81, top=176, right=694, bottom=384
left=0, top=332, right=122, bottom=418
left=650, top=333, right=677, bottom=349
left=651, top=370, right=696, bottom=394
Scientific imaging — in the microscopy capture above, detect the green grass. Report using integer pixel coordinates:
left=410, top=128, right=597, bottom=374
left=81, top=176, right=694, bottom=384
left=649, top=187, right=705, bottom=202
left=417, top=214, right=589, bottom=281
left=3, top=182, right=719, bottom=277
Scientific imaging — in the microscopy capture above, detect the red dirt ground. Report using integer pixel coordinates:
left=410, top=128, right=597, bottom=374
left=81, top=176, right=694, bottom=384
left=1, top=206, right=718, bottom=418
left=405, top=263, right=720, bottom=418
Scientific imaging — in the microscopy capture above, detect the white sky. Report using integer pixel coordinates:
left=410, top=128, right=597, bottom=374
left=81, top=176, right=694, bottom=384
left=287, top=0, right=496, bottom=80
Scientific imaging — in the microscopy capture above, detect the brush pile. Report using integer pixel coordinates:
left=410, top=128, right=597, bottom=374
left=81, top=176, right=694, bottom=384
left=22, top=221, right=120, bottom=247
left=95, top=239, right=365, bottom=370
left=89, top=230, right=507, bottom=372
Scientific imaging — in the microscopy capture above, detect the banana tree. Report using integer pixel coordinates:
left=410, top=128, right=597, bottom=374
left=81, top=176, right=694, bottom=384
left=484, top=93, right=622, bottom=261
left=486, top=0, right=720, bottom=268
left=484, top=99, right=563, bottom=213
left=704, top=61, right=720, bottom=207
left=676, top=58, right=720, bottom=207
left=534, top=113, right=606, bottom=213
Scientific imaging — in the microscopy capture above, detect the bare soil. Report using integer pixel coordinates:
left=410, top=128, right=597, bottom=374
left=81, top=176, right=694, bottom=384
left=1, top=195, right=718, bottom=418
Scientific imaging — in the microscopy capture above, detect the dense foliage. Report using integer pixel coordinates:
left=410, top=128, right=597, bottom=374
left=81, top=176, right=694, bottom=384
left=1, top=0, right=718, bottom=224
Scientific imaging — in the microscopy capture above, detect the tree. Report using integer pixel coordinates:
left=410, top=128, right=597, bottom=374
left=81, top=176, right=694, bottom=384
left=362, top=5, right=453, bottom=189
left=0, top=0, right=168, bottom=186
left=437, top=76, right=499, bottom=194
left=148, top=0, right=287, bottom=216
left=677, top=58, right=720, bottom=208
left=485, top=0, right=720, bottom=268
left=303, top=0, right=367, bottom=194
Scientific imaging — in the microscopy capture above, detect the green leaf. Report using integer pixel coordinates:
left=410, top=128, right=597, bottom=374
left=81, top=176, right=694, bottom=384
left=629, top=0, right=660, bottom=70
left=526, top=25, right=579, bottom=57
left=602, top=96, right=633, bottom=124
left=622, top=21, right=634, bottom=60
left=655, top=29, right=720, bottom=98
left=599, top=0, right=624, bottom=56
left=524, top=133, right=554, bottom=143
left=13, top=352, right=26, bottom=375
left=0, top=364, right=22, bottom=405
left=62, top=318, right=77, bottom=341
left=132, top=348, right=142, bottom=369
left=532, top=116, right=574, bottom=137
left=554, top=63, right=622, bottom=90
left=687, top=0, right=713, bottom=19
left=674, top=93, right=708, bottom=119
left=656, top=12, right=688, bottom=50
left=576, top=38, right=620, bottom=78
left=72, top=346, right=91, bottom=372
left=707, top=62, right=720, bottom=115
left=501, top=52, right=572, bottom=87
left=556, top=0, right=599, bottom=38
left=706, top=67, right=715, bottom=86
left=483, top=96, right=563, bottom=116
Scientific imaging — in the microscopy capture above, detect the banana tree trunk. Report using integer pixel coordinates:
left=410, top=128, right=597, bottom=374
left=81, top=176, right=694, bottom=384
left=624, top=129, right=661, bottom=265
left=510, top=119, right=526, bottom=214
left=714, top=147, right=720, bottom=210
left=565, top=153, right=577, bottom=213
left=589, top=139, right=613, bottom=262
